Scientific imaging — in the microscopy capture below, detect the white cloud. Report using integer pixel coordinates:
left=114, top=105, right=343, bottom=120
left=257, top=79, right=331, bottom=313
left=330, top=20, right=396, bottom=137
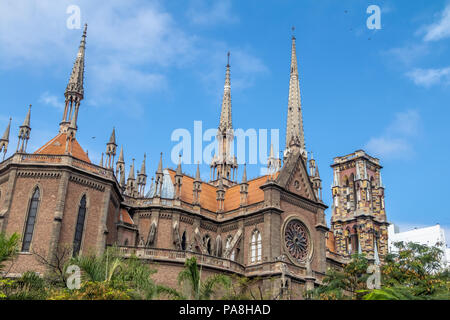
left=0, top=0, right=266, bottom=115
left=384, top=44, right=429, bottom=66
left=423, top=4, right=450, bottom=42
left=39, top=92, right=63, bottom=109
left=365, top=110, right=420, bottom=160
left=187, top=0, right=238, bottom=26
left=406, top=67, right=450, bottom=87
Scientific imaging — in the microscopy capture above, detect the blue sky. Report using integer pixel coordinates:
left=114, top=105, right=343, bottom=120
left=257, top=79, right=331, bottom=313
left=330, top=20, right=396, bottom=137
left=0, top=0, right=449, bottom=241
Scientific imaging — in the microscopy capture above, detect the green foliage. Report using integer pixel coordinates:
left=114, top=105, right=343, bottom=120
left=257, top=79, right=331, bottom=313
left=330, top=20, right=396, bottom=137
left=48, top=281, right=131, bottom=300
left=362, top=241, right=450, bottom=300
left=69, top=247, right=160, bottom=300
left=310, top=242, right=450, bottom=300
left=308, top=253, right=370, bottom=300
left=0, top=233, right=20, bottom=271
left=0, top=272, right=47, bottom=300
left=158, top=257, right=231, bottom=300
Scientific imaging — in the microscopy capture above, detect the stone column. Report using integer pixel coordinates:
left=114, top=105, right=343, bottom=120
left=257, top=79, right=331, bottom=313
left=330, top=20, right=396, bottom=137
left=0, top=168, right=18, bottom=233
left=47, top=170, right=70, bottom=263
left=97, top=184, right=112, bottom=255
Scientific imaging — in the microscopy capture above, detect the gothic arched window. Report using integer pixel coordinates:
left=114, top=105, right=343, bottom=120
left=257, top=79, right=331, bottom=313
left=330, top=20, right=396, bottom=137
left=22, top=187, right=40, bottom=252
left=203, top=235, right=211, bottom=255
left=250, top=230, right=262, bottom=263
left=225, top=236, right=235, bottom=261
left=73, top=195, right=87, bottom=257
left=181, top=231, right=187, bottom=251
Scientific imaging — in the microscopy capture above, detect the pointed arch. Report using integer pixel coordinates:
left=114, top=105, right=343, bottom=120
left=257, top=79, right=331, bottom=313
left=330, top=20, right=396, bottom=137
left=73, top=194, right=87, bottom=256
left=203, top=234, right=211, bottom=255
left=21, top=187, right=41, bottom=252
left=250, top=229, right=262, bottom=263
left=181, top=230, right=187, bottom=251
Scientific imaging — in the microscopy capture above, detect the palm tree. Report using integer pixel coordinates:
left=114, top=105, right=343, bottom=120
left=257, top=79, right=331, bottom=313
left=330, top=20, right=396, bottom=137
left=0, top=232, right=20, bottom=271
left=159, top=257, right=231, bottom=300
left=70, top=247, right=161, bottom=299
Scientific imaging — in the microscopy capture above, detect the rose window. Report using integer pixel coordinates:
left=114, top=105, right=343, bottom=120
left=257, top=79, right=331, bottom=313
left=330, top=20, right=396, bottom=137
left=284, top=220, right=309, bottom=261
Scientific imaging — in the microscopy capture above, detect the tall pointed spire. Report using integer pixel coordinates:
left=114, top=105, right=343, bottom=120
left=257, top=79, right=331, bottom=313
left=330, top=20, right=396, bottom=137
left=219, top=52, right=232, bottom=132
left=285, top=29, right=306, bottom=159
left=60, top=24, right=87, bottom=134
left=210, top=52, right=238, bottom=186
left=242, top=163, right=247, bottom=183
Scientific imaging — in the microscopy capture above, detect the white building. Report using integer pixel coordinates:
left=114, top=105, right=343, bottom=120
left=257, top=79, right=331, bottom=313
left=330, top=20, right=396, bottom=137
left=388, top=224, right=449, bottom=269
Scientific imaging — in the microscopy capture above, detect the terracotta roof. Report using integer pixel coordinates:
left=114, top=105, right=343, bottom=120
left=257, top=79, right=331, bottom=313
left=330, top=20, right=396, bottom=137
left=119, top=208, right=134, bottom=225
left=326, top=231, right=336, bottom=253
left=34, top=133, right=91, bottom=163
left=167, top=169, right=270, bottom=212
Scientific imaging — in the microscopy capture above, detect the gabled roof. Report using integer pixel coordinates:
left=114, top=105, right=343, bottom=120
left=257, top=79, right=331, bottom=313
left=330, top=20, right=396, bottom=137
left=119, top=208, right=134, bottom=225
left=166, top=169, right=271, bottom=213
left=34, top=133, right=91, bottom=163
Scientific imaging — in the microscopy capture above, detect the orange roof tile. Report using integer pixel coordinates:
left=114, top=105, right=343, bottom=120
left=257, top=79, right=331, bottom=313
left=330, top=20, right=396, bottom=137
left=167, top=169, right=269, bottom=212
left=34, top=133, right=91, bottom=163
left=119, top=208, right=134, bottom=225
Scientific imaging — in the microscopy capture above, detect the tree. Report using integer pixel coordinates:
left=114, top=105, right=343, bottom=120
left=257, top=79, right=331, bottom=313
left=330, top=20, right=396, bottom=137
left=158, top=257, right=231, bottom=300
left=0, top=232, right=19, bottom=272
left=307, top=253, right=370, bottom=300
left=68, top=247, right=161, bottom=300
left=362, top=242, right=450, bottom=300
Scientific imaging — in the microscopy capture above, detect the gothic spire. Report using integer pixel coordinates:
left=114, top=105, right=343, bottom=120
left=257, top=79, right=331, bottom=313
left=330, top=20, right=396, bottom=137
left=118, top=145, right=124, bottom=163
left=66, top=24, right=87, bottom=99
left=218, top=52, right=232, bottom=133
left=1, top=117, right=11, bottom=141
left=108, top=127, right=116, bottom=145
left=176, top=154, right=182, bottom=176
left=128, top=159, right=135, bottom=180
left=22, top=105, right=31, bottom=128
left=242, top=163, right=247, bottom=183
left=17, top=105, right=32, bottom=153
left=60, top=24, right=87, bottom=134
left=140, top=153, right=146, bottom=176
left=0, top=117, right=11, bottom=160
left=156, top=152, right=163, bottom=174
left=195, top=162, right=201, bottom=182
left=285, top=32, right=306, bottom=158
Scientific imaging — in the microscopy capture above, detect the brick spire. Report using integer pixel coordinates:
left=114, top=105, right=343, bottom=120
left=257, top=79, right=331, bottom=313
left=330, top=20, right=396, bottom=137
left=60, top=24, right=87, bottom=134
left=285, top=31, right=306, bottom=160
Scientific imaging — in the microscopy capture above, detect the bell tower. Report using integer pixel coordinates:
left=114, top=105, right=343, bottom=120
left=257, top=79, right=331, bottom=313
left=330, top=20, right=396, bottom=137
left=330, top=150, right=388, bottom=261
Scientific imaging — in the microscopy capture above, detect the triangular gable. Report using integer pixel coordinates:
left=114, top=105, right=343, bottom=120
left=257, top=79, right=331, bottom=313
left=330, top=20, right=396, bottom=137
left=276, top=150, right=317, bottom=202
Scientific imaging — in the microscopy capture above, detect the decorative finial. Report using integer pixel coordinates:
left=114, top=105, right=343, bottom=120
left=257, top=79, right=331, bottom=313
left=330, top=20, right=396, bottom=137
left=227, top=51, right=230, bottom=67
left=291, top=26, right=296, bottom=39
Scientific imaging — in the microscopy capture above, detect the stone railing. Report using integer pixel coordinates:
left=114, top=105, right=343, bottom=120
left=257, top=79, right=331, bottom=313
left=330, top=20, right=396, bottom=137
left=0, top=153, right=114, bottom=180
left=72, top=158, right=113, bottom=179
left=117, top=246, right=245, bottom=274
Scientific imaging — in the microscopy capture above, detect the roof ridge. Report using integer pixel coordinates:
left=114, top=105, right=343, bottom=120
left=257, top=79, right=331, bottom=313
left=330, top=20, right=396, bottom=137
left=34, top=133, right=63, bottom=154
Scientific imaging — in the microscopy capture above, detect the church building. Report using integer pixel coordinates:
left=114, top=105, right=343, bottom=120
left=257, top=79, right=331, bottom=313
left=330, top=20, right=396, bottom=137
left=0, top=25, right=388, bottom=299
